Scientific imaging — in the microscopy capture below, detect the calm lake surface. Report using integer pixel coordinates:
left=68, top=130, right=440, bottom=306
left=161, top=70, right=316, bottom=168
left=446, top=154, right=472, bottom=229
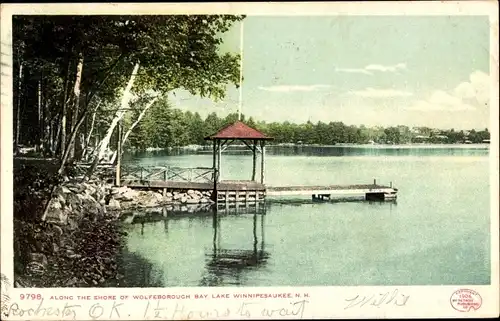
left=116, top=145, right=491, bottom=287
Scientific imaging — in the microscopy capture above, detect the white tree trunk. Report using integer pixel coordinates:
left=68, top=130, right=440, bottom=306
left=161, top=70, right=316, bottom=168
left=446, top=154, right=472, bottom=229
left=15, top=63, right=23, bottom=152
left=81, top=101, right=100, bottom=160
left=123, top=96, right=158, bottom=145
left=94, top=62, right=140, bottom=162
left=69, top=55, right=84, bottom=159
left=109, top=95, right=158, bottom=163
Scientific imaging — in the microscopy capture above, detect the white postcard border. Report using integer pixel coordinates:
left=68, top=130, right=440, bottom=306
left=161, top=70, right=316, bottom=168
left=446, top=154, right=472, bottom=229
left=1, top=2, right=499, bottom=320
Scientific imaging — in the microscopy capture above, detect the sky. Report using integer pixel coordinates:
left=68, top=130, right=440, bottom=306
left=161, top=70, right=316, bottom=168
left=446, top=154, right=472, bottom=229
left=170, top=15, right=491, bottom=130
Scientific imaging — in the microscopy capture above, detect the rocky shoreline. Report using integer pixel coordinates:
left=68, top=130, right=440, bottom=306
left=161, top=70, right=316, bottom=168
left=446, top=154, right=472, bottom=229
left=106, top=186, right=215, bottom=211
left=14, top=162, right=215, bottom=288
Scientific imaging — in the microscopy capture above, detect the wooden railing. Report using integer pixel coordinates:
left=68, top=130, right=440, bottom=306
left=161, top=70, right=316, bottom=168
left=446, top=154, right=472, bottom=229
left=121, top=165, right=216, bottom=184
left=73, top=163, right=115, bottom=180
left=74, top=163, right=217, bottom=184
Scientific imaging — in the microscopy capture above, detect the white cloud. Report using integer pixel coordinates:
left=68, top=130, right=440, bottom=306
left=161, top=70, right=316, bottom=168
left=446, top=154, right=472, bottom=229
left=365, top=63, right=407, bottom=72
left=454, top=82, right=476, bottom=99
left=336, top=63, right=407, bottom=75
left=428, top=90, right=463, bottom=106
left=348, top=87, right=413, bottom=98
left=335, top=68, right=373, bottom=75
left=454, top=70, right=489, bottom=106
left=406, top=100, right=476, bottom=112
left=258, top=84, right=332, bottom=92
left=404, top=70, right=490, bottom=112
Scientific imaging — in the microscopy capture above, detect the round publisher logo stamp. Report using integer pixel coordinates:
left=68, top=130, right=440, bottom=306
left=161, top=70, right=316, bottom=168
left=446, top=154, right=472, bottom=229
left=450, top=289, right=482, bottom=312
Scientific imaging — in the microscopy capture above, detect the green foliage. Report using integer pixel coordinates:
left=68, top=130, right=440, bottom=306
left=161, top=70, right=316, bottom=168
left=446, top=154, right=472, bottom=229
left=13, top=15, right=244, bottom=163
left=125, top=107, right=491, bottom=150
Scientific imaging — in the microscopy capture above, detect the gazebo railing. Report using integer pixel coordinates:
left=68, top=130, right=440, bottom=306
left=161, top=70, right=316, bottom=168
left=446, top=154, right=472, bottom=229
left=121, top=165, right=216, bottom=184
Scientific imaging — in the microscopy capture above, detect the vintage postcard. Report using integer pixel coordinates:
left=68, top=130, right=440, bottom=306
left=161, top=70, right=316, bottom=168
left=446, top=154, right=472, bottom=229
left=1, top=1, right=499, bottom=320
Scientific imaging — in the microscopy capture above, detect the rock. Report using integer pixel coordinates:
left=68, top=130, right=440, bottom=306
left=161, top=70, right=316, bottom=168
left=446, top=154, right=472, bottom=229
left=121, top=201, right=134, bottom=210
left=180, top=206, right=188, bottom=212
left=122, top=214, right=135, bottom=224
left=49, top=199, right=62, bottom=210
left=173, top=193, right=182, bottom=200
left=68, top=185, right=84, bottom=193
left=45, top=208, right=68, bottom=225
left=121, top=189, right=139, bottom=201
left=187, top=189, right=195, bottom=195
left=108, top=199, right=121, bottom=210
left=166, top=192, right=173, bottom=198
left=66, top=276, right=79, bottom=287
left=57, top=193, right=66, bottom=205
left=163, top=197, right=173, bottom=203
left=118, top=186, right=129, bottom=194
left=29, top=253, right=48, bottom=267
left=26, top=261, right=46, bottom=276
left=85, top=185, right=96, bottom=196
left=52, top=225, right=63, bottom=236
left=186, top=198, right=200, bottom=204
left=180, top=196, right=187, bottom=203
left=110, top=187, right=121, bottom=194
left=57, top=185, right=71, bottom=194
left=66, top=193, right=82, bottom=208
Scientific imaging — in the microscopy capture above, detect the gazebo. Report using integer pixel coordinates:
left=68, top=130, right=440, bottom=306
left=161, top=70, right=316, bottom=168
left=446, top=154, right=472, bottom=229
left=204, top=121, right=273, bottom=184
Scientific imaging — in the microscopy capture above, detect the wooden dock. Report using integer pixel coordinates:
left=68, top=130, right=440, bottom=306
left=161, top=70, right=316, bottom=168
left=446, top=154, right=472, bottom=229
left=267, top=183, right=398, bottom=201
left=80, top=164, right=398, bottom=205
left=121, top=171, right=396, bottom=203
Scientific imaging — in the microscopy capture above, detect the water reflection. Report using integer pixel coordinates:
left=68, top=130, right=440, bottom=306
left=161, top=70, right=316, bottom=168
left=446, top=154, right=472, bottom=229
left=123, top=144, right=489, bottom=162
left=114, top=246, right=164, bottom=287
left=199, top=209, right=270, bottom=286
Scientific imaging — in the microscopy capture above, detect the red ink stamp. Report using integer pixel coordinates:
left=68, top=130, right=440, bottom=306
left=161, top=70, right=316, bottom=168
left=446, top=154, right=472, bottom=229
left=450, top=289, right=482, bottom=312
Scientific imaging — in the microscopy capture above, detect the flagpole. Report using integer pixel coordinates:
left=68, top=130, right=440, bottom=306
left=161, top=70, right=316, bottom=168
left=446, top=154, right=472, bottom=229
left=238, top=21, right=244, bottom=121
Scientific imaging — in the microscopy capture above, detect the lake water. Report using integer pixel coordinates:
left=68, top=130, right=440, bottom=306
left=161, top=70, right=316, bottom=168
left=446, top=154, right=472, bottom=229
left=115, top=145, right=491, bottom=287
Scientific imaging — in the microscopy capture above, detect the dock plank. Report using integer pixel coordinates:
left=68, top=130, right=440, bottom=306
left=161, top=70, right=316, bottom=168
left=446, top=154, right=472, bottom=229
left=267, top=184, right=392, bottom=191
left=122, top=179, right=266, bottom=191
left=267, top=184, right=397, bottom=196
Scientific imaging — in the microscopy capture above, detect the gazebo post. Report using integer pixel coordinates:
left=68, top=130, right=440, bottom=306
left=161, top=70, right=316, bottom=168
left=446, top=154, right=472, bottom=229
left=260, top=140, right=266, bottom=184
left=212, top=139, right=217, bottom=181
left=252, top=139, right=257, bottom=181
left=217, top=139, right=222, bottom=181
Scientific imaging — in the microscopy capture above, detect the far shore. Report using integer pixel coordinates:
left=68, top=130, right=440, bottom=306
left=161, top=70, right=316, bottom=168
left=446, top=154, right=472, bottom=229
left=14, top=142, right=490, bottom=157
left=132, top=143, right=491, bottom=151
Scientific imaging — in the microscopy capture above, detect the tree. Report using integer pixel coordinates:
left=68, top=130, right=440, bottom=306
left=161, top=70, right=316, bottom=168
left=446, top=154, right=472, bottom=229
left=384, top=127, right=401, bottom=144
left=13, top=15, right=245, bottom=175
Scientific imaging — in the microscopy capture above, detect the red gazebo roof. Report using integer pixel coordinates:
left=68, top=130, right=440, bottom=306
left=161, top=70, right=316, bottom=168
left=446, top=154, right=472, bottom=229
left=204, top=121, right=273, bottom=140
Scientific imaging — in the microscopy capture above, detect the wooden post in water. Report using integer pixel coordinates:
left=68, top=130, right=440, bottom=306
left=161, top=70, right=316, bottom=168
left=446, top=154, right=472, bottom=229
left=252, top=140, right=257, bottom=181
left=115, top=120, right=122, bottom=187
left=260, top=141, right=266, bottom=184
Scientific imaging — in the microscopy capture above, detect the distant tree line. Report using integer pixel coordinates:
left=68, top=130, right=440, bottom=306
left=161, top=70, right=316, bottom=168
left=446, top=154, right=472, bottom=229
left=120, top=99, right=490, bottom=150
